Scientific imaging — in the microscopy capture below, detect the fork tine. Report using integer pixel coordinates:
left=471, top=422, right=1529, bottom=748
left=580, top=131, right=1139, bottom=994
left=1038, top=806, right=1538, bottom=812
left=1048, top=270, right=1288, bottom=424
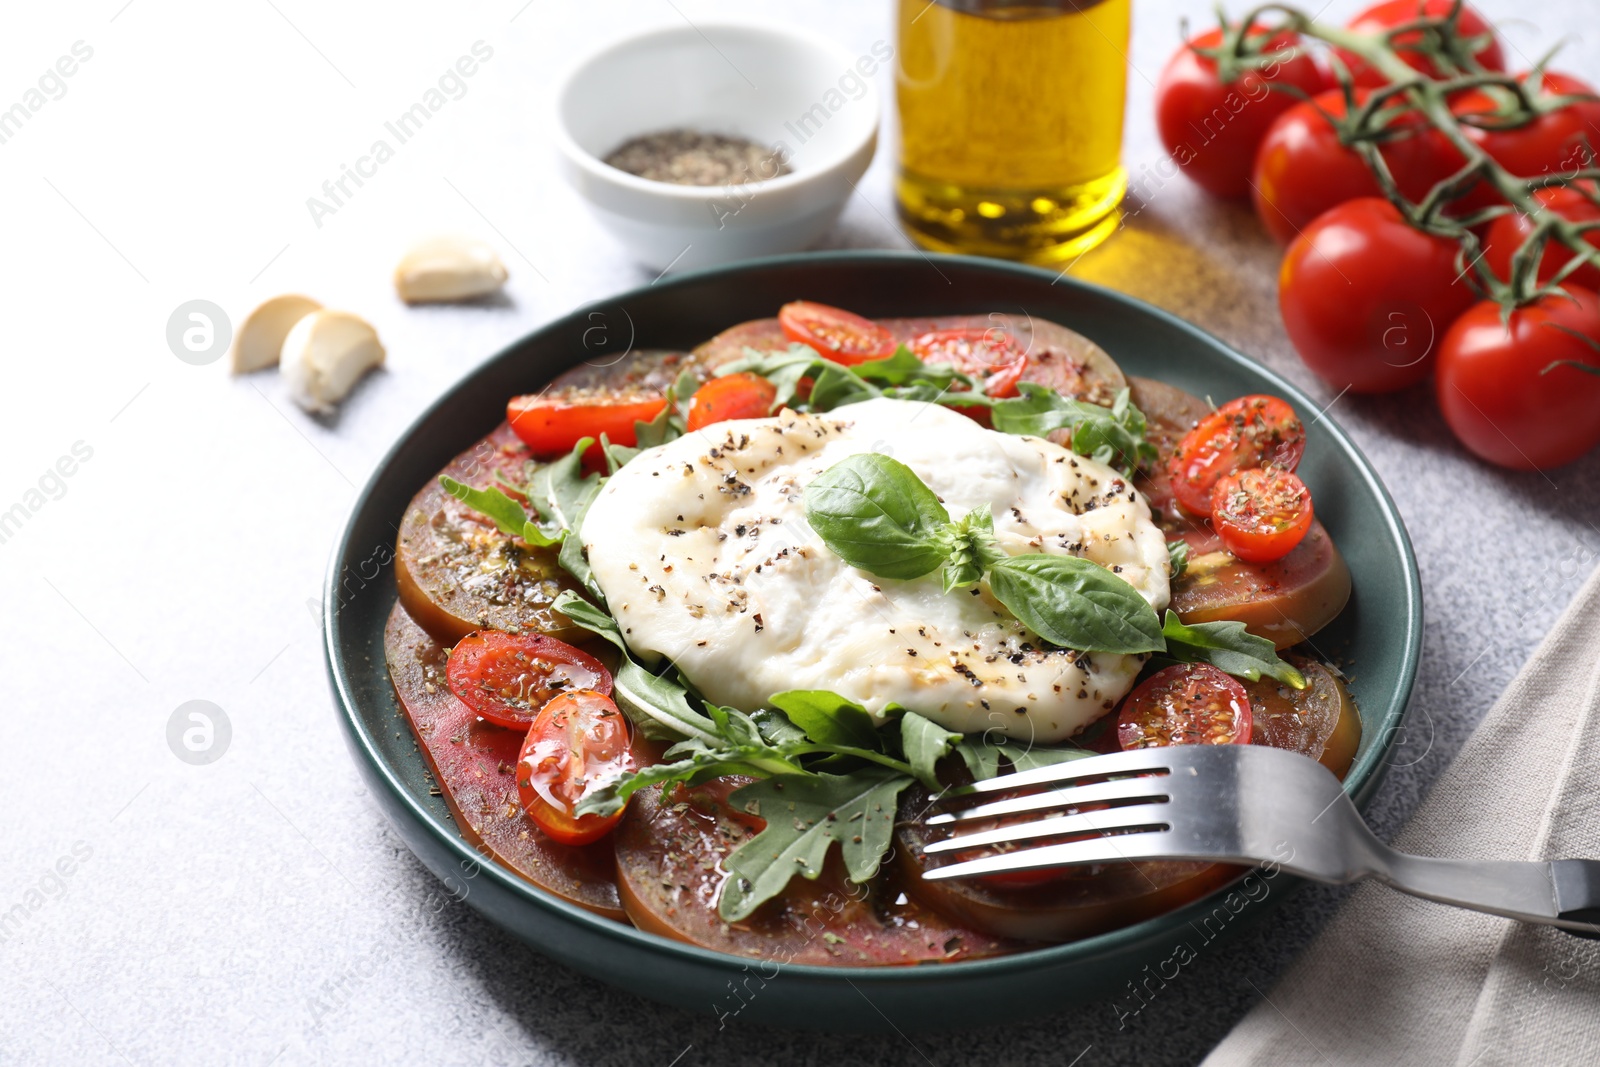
left=920, top=830, right=1179, bottom=881
left=924, top=777, right=1172, bottom=826
left=922, top=802, right=1173, bottom=854
left=940, top=749, right=1176, bottom=799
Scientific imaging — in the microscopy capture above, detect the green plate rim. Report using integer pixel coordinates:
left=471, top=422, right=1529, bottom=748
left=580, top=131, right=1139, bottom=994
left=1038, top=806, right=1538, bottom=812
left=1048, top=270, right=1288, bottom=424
left=323, top=249, right=1422, bottom=986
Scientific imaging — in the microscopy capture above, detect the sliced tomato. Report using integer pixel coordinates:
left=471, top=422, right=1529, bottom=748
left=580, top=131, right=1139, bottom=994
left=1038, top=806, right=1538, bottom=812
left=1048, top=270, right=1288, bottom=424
left=506, top=393, right=668, bottom=457
left=1168, top=395, right=1305, bottom=517
left=1210, top=467, right=1314, bottom=563
left=1117, top=664, right=1253, bottom=750
left=516, top=690, right=636, bottom=846
left=778, top=301, right=897, bottom=365
left=685, top=372, right=778, bottom=431
left=446, top=630, right=612, bottom=731
left=909, top=327, right=1028, bottom=398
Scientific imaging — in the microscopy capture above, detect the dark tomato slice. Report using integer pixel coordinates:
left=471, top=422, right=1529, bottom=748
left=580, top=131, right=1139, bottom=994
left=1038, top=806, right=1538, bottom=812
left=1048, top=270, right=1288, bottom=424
left=1210, top=467, right=1314, bottom=564
left=778, top=301, right=897, bottom=365
left=516, top=690, right=635, bottom=846
left=684, top=372, right=778, bottom=431
left=1244, top=656, right=1362, bottom=779
left=1168, top=395, right=1305, bottom=517
left=506, top=393, right=668, bottom=457
left=446, top=630, right=612, bottom=730
left=1117, top=664, right=1253, bottom=750
left=909, top=327, right=1028, bottom=398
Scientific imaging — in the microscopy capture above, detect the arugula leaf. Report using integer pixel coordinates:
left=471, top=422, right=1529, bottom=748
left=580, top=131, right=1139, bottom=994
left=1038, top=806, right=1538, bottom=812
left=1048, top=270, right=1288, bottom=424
left=552, top=591, right=721, bottom=742
left=717, top=345, right=825, bottom=409
left=1160, top=611, right=1306, bottom=688
left=953, top=735, right=1095, bottom=779
left=1006, top=743, right=1097, bottom=774
left=768, top=690, right=882, bottom=751
left=803, top=453, right=952, bottom=580
left=956, top=736, right=1003, bottom=781
left=851, top=345, right=969, bottom=390
left=719, top=768, right=913, bottom=921
left=900, top=712, right=961, bottom=789
left=1167, top=538, right=1189, bottom=579
left=718, top=344, right=981, bottom=414
left=439, top=476, right=564, bottom=548
left=987, top=554, right=1165, bottom=654
left=990, top=384, right=1156, bottom=475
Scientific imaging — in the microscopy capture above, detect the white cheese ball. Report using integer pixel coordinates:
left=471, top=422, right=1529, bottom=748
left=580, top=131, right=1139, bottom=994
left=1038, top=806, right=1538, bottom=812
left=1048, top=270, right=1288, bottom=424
left=581, top=398, right=1170, bottom=742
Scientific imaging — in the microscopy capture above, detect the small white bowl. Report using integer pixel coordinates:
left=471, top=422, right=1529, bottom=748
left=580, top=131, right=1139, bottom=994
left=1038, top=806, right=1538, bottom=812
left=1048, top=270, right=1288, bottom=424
left=555, top=21, right=881, bottom=272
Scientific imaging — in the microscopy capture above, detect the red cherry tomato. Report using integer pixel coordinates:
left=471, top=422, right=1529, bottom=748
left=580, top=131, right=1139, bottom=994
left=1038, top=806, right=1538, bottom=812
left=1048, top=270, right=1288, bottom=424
left=1334, top=0, right=1504, bottom=88
left=1155, top=26, right=1328, bottom=198
left=1453, top=71, right=1600, bottom=208
left=1117, top=664, right=1254, bottom=750
left=909, top=327, right=1027, bottom=398
left=1435, top=287, right=1600, bottom=470
left=1251, top=89, right=1463, bottom=244
left=507, top=393, right=667, bottom=457
left=1279, top=197, right=1478, bottom=393
left=446, top=630, right=613, bottom=731
left=1210, top=467, right=1314, bottom=563
left=685, top=372, right=778, bottom=431
left=1483, top=185, right=1600, bottom=293
left=1168, top=395, right=1306, bottom=517
left=516, top=690, right=635, bottom=846
left=778, top=301, right=897, bottom=365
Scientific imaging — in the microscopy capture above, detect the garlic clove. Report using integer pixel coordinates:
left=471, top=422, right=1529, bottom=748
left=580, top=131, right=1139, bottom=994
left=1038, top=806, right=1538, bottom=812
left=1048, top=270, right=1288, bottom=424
left=394, top=235, right=509, bottom=304
left=230, top=294, right=322, bottom=374
left=280, top=310, right=385, bottom=414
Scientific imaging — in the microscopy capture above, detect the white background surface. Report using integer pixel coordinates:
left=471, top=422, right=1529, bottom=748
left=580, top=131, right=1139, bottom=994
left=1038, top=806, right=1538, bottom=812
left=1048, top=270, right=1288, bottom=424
left=2, top=1, right=1598, bottom=1065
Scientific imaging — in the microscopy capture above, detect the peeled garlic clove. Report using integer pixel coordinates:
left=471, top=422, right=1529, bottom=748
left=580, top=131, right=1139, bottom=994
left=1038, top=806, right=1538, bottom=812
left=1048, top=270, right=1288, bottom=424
left=280, top=310, right=385, bottom=414
left=230, top=294, right=322, bottom=374
left=394, top=235, right=508, bottom=304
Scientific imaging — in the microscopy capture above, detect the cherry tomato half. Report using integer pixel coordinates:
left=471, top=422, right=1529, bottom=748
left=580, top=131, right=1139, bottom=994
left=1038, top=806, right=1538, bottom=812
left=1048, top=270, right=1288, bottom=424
left=1483, top=185, right=1600, bottom=293
left=516, top=690, right=636, bottom=846
left=507, top=393, right=668, bottom=457
left=1280, top=197, right=1478, bottom=393
left=909, top=327, right=1027, bottom=398
left=1155, top=26, right=1328, bottom=199
left=1168, top=395, right=1306, bottom=517
left=1117, top=664, right=1254, bottom=750
left=685, top=372, right=778, bottom=431
left=778, top=301, right=897, bottom=365
left=1435, top=287, right=1600, bottom=470
left=1334, top=0, right=1504, bottom=88
left=1210, top=467, right=1314, bottom=563
left=446, top=630, right=613, bottom=731
left=1251, top=89, right=1463, bottom=245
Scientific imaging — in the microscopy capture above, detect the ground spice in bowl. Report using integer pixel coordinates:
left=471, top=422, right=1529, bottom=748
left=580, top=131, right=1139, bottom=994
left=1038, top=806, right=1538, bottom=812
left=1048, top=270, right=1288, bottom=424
left=603, top=129, right=791, bottom=186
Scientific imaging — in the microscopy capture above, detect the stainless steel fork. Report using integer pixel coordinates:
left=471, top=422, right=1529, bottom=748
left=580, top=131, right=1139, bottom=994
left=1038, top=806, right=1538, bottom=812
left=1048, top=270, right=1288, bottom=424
left=920, top=745, right=1600, bottom=938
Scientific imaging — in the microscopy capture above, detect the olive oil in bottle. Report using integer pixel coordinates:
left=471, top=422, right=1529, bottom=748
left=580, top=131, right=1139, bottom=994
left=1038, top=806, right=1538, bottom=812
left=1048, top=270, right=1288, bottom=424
left=895, top=0, right=1131, bottom=263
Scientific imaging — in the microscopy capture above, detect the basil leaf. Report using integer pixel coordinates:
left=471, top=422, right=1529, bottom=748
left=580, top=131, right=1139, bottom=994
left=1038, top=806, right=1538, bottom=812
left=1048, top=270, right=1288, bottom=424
left=1160, top=611, right=1306, bottom=688
left=990, top=384, right=1155, bottom=475
left=720, top=768, right=913, bottom=921
left=438, top=477, right=533, bottom=538
left=768, top=690, right=883, bottom=751
left=900, top=712, right=961, bottom=790
left=1167, top=538, right=1189, bottom=579
left=803, top=453, right=952, bottom=580
left=986, top=553, right=1164, bottom=654
left=939, top=504, right=1006, bottom=592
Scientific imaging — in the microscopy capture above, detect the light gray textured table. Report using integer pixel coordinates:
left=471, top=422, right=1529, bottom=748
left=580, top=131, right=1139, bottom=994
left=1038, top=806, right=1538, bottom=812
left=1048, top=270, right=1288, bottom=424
left=3, top=2, right=1597, bottom=1065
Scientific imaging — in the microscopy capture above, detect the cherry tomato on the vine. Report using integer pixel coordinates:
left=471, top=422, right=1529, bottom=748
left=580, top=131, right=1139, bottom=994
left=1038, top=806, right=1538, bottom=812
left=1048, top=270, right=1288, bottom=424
left=1435, top=287, right=1600, bottom=470
left=1279, top=197, right=1478, bottom=392
left=1482, top=185, right=1600, bottom=293
left=1454, top=71, right=1600, bottom=188
left=1251, top=89, right=1463, bottom=244
left=1169, top=394, right=1305, bottom=517
left=516, top=690, right=636, bottom=846
left=1117, top=664, right=1254, bottom=750
left=1210, top=467, right=1315, bottom=563
left=1334, top=0, right=1504, bottom=88
left=1155, top=25, right=1328, bottom=199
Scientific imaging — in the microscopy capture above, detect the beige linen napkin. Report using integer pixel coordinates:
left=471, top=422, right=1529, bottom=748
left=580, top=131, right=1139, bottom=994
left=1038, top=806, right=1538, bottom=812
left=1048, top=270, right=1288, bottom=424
left=1204, top=562, right=1600, bottom=1067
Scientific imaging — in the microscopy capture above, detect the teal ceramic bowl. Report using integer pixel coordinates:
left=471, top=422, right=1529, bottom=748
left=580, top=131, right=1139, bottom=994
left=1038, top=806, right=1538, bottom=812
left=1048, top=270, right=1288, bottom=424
left=323, top=251, right=1421, bottom=1032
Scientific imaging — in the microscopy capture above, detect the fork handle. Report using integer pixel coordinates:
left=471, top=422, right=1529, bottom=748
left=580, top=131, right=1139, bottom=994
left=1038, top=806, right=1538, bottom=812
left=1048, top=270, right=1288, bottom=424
left=1373, top=852, right=1600, bottom=938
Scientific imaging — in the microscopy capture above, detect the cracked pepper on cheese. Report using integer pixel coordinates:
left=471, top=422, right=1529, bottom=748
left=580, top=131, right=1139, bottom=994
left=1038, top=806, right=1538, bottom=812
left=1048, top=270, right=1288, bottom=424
left=580, top=398, right=1171, bottom=742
